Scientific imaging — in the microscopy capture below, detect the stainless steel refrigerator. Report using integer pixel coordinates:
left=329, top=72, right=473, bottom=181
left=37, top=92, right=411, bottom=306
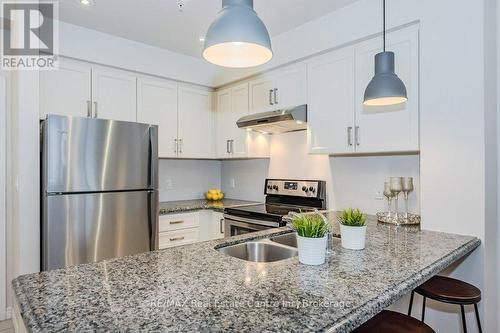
left=41, top=115, right=159, bottom=271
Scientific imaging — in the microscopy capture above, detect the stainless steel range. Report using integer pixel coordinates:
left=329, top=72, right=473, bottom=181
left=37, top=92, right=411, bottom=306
left=224, top=179, right=326, bottom=237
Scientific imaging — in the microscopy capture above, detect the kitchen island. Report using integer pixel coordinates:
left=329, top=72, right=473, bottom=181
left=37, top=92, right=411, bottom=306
left=12, top=213, right=480, bottom=332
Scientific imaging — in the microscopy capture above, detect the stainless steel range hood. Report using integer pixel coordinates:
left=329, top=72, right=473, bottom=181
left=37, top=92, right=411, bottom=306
left=236, top=105, right=307, bottom=134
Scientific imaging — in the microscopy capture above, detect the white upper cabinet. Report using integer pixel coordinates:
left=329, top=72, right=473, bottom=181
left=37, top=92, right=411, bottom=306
left=178, top=86, right=214, bottom=158
left=216, top=83, right=269, bottom=159
left=40, top=58, right=92, bottom=119
left=307, top=49, right=355, bottom=154
left=354, top=29, right=419, bottom=153
left=273, top=66, right=307, bottom=109
left=229, top=83, right=251, bottom=157
left=216, top=88, right=233, bottom=158
left=249, top=76, right=275, bottom=114
left=249, top=65, right=307, bottom=114
left=137, top=78, right=178, bottom=158
left=306, top=27, right=419, bottom=155
left=92, top=66, right=137, bottom=122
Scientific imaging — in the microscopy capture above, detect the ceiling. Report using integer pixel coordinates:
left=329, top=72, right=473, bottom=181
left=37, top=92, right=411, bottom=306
left=58, top=0, right=359, bottom=59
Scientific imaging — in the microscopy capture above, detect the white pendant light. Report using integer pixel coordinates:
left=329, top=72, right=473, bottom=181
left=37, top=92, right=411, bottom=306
left=363, top=0, right=407, bottom=106
left=203, top=0, right=273, bottom=68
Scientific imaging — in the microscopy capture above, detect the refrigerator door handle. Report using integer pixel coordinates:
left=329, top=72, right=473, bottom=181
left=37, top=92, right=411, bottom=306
left=149, top=126, right=159, bottom=189
left=149, top=190, right=159, bottom=251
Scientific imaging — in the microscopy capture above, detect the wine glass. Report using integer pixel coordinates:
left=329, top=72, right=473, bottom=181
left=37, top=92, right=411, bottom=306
left=389, top=177, right=403, bottom=221
left=383, top=182, right=394, bottom=218
left=402, top=177, right=414, bottom=220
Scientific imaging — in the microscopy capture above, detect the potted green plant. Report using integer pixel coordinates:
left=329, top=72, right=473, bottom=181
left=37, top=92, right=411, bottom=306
left=338, top=208, right=367, bottom=250
left=291, top=213, right=330, bottom=265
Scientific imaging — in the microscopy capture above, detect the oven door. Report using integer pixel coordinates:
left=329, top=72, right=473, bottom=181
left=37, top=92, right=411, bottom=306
left=223, top=215, right=280, bottom=238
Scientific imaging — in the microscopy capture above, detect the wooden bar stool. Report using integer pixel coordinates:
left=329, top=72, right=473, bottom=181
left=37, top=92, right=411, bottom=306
left=408, top=275, right=482, bottom=333
left=353, top=310, right=436, bottom=333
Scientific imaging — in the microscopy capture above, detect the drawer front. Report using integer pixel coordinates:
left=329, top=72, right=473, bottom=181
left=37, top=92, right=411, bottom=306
left=159, top=228, right=199, bottom=249
left=159, top=212, right=199, bottom=232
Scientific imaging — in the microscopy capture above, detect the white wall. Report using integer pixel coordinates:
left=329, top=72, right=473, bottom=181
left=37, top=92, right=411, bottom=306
left=0, top=74, right=7, bottom=320
left=220, top=132, right=420, bottom=215
left=483, top=0, right=499, bottom=330
left=158, top=159, right=221, bottom=202
left=221, top=159, right=269, bottom=202
left=331, top=155, right=420, bottom=215
left=58, top=22, right=218, bottom=87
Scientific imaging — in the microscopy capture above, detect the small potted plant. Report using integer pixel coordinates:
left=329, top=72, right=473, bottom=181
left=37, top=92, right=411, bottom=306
left=338, top=208, right=367, bottom=250
left=291, top=213, right=330, bottom=265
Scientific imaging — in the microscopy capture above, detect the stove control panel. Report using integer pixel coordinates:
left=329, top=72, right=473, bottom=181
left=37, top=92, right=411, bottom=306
left=265, top=179, right=325, bottom=198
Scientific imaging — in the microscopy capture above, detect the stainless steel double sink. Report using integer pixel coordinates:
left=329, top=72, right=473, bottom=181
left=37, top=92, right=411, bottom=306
left=217, top=233, right=298, bottom=263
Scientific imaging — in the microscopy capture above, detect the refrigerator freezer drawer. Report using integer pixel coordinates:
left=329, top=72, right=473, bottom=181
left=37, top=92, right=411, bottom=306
left=43, top=115, right=158, bottom=193
left=42, top=190, right=158, bottom=271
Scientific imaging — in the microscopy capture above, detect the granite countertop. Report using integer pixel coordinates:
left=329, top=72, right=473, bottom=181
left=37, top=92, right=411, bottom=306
left=159, top=199, right=260, bottom=214
left=13, top=212, right=480, bottom=333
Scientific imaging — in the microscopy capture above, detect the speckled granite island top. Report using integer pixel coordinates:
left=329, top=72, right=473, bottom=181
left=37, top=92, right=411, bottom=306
left=159, top=198, right=259, bottom=214
left=13, top=213, right=480, bottom=333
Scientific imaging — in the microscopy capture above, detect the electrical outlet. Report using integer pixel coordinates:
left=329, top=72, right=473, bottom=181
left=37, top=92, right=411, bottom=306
left=374, top=190, right=384, bottom=200
left=230, top=179, right=236, bottom=188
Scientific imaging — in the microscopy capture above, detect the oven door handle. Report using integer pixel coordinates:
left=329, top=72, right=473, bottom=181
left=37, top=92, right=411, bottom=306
left=223, top=214, right=280, bottom=228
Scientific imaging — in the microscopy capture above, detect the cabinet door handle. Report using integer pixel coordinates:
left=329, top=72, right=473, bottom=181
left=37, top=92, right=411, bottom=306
left=269, top=89, right=274, bottom=106
left=274, top=88, right=278, bottom=104
left=230, top=140, right=234, bottom=154
left=174, top=139, right=178, bottom=154
left=355, top=126, right=360, bottom=146
left=178, top=139, right=183, bottom=154
left=347, top=127, right=353, bottom=146
left=226, top=140, right=230, bottom=154
left=169, top=236, right=185, bottom=242
left=169, top=220, right=184, bottom=225
left=86, top=100, right=92, bottom=118
left=93, top=101, right=98, bottom=118
left=220, top=218, right=224, bottom=234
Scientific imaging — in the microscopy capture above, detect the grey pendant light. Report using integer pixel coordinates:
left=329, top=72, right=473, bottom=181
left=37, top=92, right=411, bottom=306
left=363, top=0, right=407, bottom=106
left=203, top=0, right=273, bottom=68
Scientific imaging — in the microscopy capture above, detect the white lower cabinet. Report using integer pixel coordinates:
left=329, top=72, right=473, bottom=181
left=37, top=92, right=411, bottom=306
left=158, top=212, right=200, bottom=249
left=211, top=212, right=225, bottom=240
left=159, top=210, right=225, bottom=249
left=159, top=228, right=200, bottom=249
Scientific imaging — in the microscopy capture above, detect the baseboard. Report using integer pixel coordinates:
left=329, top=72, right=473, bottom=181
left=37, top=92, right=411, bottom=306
left=12, top=301, right=27, bottom=333
left=5, top=306, right=12, bottom=319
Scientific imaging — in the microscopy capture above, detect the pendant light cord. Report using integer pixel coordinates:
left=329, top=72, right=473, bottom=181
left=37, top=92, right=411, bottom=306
left=383, top=0, right=386, bottom=52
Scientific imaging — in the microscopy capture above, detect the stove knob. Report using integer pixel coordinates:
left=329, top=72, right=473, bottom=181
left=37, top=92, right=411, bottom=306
left=302, top=186, right=308, bottom=192
left=272, top=185, right=279, bottom=191
left=309, top=187, right=315, bottom=193
left=267, top=185, right=272, bottom=190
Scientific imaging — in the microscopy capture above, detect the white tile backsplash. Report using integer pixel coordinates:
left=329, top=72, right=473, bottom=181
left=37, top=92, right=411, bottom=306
left=159, top=131, right=420, bottom=215
left=221, top=159, right=270, bottom=202
left=158, top=159, right=221, bottom=202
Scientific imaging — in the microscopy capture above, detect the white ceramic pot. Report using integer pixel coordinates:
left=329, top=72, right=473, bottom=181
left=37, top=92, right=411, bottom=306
left=296, top=235, right=327, bottom=265
left=340, top=224, right=367, bottom=250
